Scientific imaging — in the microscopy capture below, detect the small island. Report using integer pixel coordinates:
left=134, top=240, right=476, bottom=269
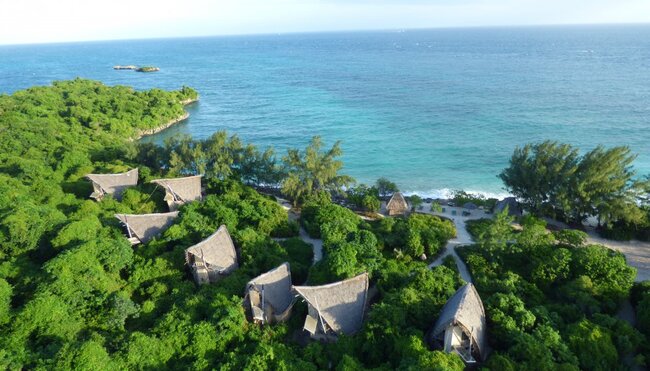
left=136, top=66, right=160, bottom=73
left=113, top=65, right=160, bottom=72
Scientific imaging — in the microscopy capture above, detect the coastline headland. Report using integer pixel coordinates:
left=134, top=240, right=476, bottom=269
left=134, top=97, right=199, bottom=139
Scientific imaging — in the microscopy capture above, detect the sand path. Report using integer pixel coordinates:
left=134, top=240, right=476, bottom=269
left=417, top=204, right=488, bottom=283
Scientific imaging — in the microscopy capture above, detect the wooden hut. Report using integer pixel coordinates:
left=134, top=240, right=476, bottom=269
left=86, top=168, right=138, bottom=201
left=114, top=211, right=178, bottom=245
left=494, top=197, right=521, bottom=217
left=293, top=273, right=369, bottom=341
left=184, top=225, right=238, bottom=285
left=150, top=175, right=203, bottom=211
left=386, top=192, right=409, bottom=216
left=429, top=283, right=487, bottom=364
left=245, top=262, right=294, bottom=324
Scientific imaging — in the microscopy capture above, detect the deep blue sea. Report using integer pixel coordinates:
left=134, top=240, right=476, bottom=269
left=2, top=25, right=649, bottom=197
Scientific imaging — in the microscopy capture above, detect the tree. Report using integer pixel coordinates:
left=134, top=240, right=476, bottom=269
left=477, top=210, right=514, bottom=262
left=408, top=195, right=423, bottom=211
left=361, top=195, right=380, bottom=213
left=566, top=320, right=618, bottom=371
left=571, top=145, right=645, bottom=226
left=375, top=177, right=399, bottom=198
left=282, top=136, right=354, bottom=205
left=499, top=141, right=578, bottom=217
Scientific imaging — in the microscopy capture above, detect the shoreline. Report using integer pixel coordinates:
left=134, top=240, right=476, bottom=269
left=133, top=97, right=199, bottom=140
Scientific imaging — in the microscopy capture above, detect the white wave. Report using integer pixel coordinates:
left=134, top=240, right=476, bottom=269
left=400, top=188, right=512, bottom=200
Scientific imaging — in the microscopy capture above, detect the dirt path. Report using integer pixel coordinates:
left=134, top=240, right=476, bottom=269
left=427, top=215, right=474, bottom=283
left=286, top=209, right=323, bottom=264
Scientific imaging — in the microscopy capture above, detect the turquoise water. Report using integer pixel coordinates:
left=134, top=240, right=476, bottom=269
left=1, top=25, right=649, bottom=197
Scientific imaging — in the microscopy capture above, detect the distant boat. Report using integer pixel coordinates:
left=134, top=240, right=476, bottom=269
left=113, top=65, right=137, bottom=70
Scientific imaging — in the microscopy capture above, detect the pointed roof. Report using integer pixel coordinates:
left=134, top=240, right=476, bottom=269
left=150, top=175, right=203, bottom=203
left=293, top=273, right=369, bottom=335
left=114, top=211, right=178, bottom=244
left=246, top=262, right=293, bottom=315
left=494, top=197, right=521, bottom=216
left=432, top=283, right=487, bottom=360
left=386, top=192, right=408, bottom=211
left=185, top=225, right=238, bottom=274
left=86, top=168, right=138, bottom=200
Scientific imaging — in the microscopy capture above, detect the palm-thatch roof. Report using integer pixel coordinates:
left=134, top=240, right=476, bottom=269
left=431, top=283, right=487, bottom=361
left=150, top=175, right=203, bottom=211
left=386, top=192, right=409, bottom=216
left=114, top=211, right=178, bottom=245
left=185, top=225, right=238, bottom=284
left=86, top=168, right=138, bottom=201
left=293, top=273, right=369, bottom=337
left=463, top=202, right=478, bottom=210
left=245, top=262, right=294, bottom=324
left=494, top=197, right=521, bottom=216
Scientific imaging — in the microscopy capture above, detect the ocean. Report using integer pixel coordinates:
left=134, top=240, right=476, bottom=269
left=1, top=24, right=649, bottom=198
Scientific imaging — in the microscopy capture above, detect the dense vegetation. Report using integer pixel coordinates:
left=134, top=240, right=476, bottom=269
left=460, top=213, right=646, bottom=369
left=3, top=79, right=650, bottom=370
left=500, top=140, right=650, bottom=239
left=0, top=80, right=465, bottom=369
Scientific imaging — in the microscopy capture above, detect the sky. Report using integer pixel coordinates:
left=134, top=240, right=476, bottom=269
left=1, top=0, right=650, bottom=45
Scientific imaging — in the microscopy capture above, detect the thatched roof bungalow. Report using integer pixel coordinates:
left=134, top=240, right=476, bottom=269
left=86, top=168, right=138, bottom=201
left=293, top=273, right=369, bottom=341
left=494, top=197, right=521, bottom=217
left=463, top=202, right=478, bottom=210
left=114, top=211, right=178, bottom=245
left=429, top=283, right=487, bottom=364
left=150, top=175, right=203, bottom=211
left=386, top=192, right=409, bottom=216
left=184, top=225, right=238, bottom=285
left=245, top=262, right=294, bottom=324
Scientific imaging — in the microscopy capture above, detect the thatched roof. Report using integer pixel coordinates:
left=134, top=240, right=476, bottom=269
left=463, top=202, right=478, bottom=210
left=246, top=262, right=294, bottom=316
left=150, top=175, right=203, bottom=208
left=114, top=211, right=178, bottom=244
left=432, top=283, right=487, bottom=360
left=184, top=225, right=238, bottom=274
left=386, top=192, right=409, bottom=214
left=293, top=273, right=369, bottom=335
left=86, top=168, right=138, bottom=201
left=494, top=197, right=521, bottom=216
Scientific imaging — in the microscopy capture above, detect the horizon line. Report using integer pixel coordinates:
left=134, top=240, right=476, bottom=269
left=2, top=21, right=649, bottom=47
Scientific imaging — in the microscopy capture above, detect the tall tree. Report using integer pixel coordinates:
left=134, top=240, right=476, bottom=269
left=281, top=136, right=354, bottom=205
left=499, top=141, right=578, bottom=217
left=571, top=145, right=644, bottom=225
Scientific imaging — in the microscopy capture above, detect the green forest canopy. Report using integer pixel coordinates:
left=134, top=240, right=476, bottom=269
left=1, top=79, right=649, bottom=370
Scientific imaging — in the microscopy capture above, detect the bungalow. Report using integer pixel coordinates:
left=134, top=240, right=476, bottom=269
left=150, top=175, right=203, bottom=211
left=428, top=283, right=487, bottom=364
left=86, top=168, right=138, bottom=201
left=293, top=273, right=369, bottom=341
left=245, top=262, right=294, bottom=324
left=114, top=211, right=179, bottom=245
left=184, top=225, right=238, bottom=285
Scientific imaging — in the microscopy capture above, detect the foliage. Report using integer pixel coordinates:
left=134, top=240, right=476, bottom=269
left=281, top=136, right=354, bottom=205
left=408, top=194, right=423, bottom=211
left=375, top=177, right=399, bottom=198
left=500, top=141, right=649, bottom=235
left=460, top=215, right=642, bottom=368
left=451, top=190, right=497, bottom=209
left=373, top=213, right=456, bottom=260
